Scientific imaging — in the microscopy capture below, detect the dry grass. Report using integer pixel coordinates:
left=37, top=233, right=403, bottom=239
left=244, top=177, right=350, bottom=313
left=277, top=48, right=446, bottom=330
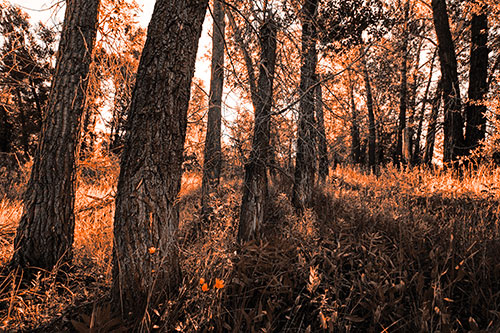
left=0, top=158, right=499, bottom=331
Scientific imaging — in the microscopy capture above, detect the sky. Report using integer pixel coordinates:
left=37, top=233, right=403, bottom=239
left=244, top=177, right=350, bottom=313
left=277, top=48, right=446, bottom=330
left=9, top=0, right=241, bottom=138
left=10, top=0, right=154, bottom=29
left=9, top=0, right=212, bottom=86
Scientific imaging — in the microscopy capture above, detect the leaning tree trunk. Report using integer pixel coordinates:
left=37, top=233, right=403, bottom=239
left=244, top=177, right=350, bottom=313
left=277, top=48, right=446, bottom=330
left=314, top=75, right=328, bottom=182
left=362, top=51, right=377, bottom=174
left=11, top=0, right=99, bottom=271
left=238, top=17, right=277, bottom=242
left=293, top=0, right=319, bottom=210
left=201, top=0, right=225, bottom=221
left=431, top=0, right=465, bottom=164
left=111, top=0, right=208, bottom=320
left=465, top=8, right=488, bottom=154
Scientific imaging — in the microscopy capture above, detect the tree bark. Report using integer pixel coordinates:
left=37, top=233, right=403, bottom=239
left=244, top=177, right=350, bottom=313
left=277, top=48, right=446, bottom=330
left=423, top=80, right=442, bottom=166
left=80, top=107, right=97, bottom=159
left=465, top=8, right=488, bottom=154
left=362, top=51, right=377, bottom=174
left=315, top=75, right=328, bottom=182
left=0, top=104, right=12, bottom=153
left=413, top=49, right=437, bottom=164
left=348, top=70, right=362, bottom=164
left=111, top=0, right=208, bottom=320
left=238, top=16, right=277, bottom=242
left=14, top=88, right=29, bottom=156
left=293, top=0, right=319, bottom=210
left=11, top=0, right=99, bottom=271
left=395, top=0, right=410, bottom=166
left=407, top=38, right=423, bottom=166
left=431, top=0, right=465, bottom=164
left=201, top=0, right=225, bottom=220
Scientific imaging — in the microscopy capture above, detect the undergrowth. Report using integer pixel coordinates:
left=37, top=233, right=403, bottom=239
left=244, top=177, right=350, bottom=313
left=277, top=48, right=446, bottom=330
left=0, top=158, right=499, bottom=331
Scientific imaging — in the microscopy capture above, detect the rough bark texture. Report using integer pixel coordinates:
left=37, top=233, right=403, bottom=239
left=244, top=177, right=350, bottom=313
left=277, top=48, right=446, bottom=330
left=362, top=52, right=377, bottom=174
left=111, top=0, right=208, bottom=320
left=314, top=76, right=328, bottom=182
left=465, top=9, right=488, bottom=153
left=293, top=0, right=319, bottom=210
left=423, top=80, right=442, bottom=166
left=201, top=0, right=225, bottom=220
left=238, top=17, right=277, bottom=242
left=395, top=0, right=410, bottom=166
left=11, top=0, right=99, bottom=271
left=431, top=0, right=465, bottom=164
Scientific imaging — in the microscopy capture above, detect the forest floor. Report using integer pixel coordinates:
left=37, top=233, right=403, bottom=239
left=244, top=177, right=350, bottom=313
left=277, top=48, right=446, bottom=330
left=0, top=156, right=499, bottom=332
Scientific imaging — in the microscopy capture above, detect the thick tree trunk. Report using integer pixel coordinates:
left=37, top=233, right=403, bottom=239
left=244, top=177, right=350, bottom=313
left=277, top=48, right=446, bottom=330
left=11, top=0, right=99, bottom=271
left=293, top=0, right=319, bottom=210
left=465, top=9, right=488, bottom=153
left=238, top=17, right=277, bottom=242
left=431, top=0, right=465, bottom=164
left=362, top=51, right=377, bottom=174
left=201, top=0, right=225, bottom=220
left=314, top=75, right=328, bottom=182
left=111, top=0, right=208, bottom=320
left=423, top=80, right=442, bottom=166
left=395, top=0, right=410, bottom=166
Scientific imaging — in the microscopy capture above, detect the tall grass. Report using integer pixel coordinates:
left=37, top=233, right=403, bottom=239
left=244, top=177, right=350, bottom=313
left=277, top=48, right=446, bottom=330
left=0, top=158, right=499, bottom=331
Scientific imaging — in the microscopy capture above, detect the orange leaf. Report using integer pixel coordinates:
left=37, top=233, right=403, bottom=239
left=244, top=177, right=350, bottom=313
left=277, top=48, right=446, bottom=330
left=202, top=283, right=209, bottom=292
left=199, top=278, right=205, bottom=285
left=148, top=247, right=156, bottom=254
left=215, top=278, right=225, bottom=289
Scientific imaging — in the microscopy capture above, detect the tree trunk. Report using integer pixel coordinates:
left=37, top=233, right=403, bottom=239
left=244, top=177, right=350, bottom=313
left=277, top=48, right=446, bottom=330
left=15, top=88, right=29, bottom=156
left=395, top=0, right=410, bottom=166
left=407, top=38, right=423, bottom=165
left=0, top=104, right=12, bottom=153
left=349, top=71, right=361, bottom=164
left=431, top=0, right=465, bottom=164
left=30, top=79, right=44, bottom=128
left=238, top=16, right=277, bottom=242
left=293, top=0, right=319, bottom=210
left=11, top=0, right=99, bottom=271
left=362, top=51, right=377, bottom=174
left=413, top=49, right=437, bottom=164
left=314, top=75, right=328, bottom=182
left=80, top=107, right=96, bottom=159
left=111, top=0, right=208, bottom=320
left=465, top=8, right=488, bottom=154
left=201, top=0, right=225, bottom=220
left=423, top=80, right=442, bottom=166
